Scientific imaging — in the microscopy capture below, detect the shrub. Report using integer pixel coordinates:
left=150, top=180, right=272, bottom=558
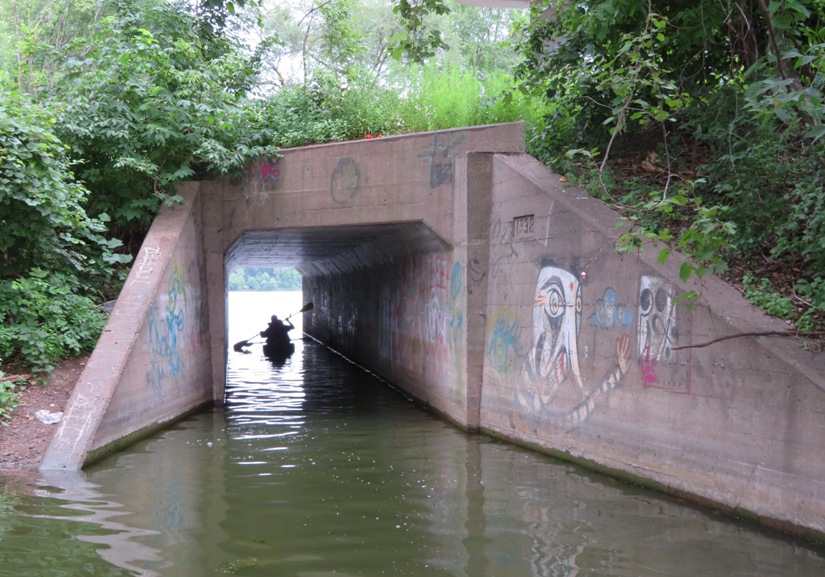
left=0, top=270, right=106, bottom=374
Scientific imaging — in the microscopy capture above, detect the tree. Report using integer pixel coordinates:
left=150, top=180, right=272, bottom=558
left=0, top=0, right=112, bottom=94
left=516, top=0, right=825, bottom=327
left=0, top=91, right=125, bottom=371
left=40, top=0, right=278, bottom=246
left=0, top=0, right=276, bottom=374
left=228, top=267, right=302, bottom=291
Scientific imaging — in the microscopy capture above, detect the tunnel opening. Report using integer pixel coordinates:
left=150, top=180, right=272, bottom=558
left=221, top=222, right=450, bottom=394
left=222, top=222, right=449, bottom=333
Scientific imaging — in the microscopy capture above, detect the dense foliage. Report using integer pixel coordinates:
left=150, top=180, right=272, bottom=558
left=514, top=0, right=825, bottom=329
left=0, top=0, right=280, bottom=374
left=51, top=0, right=281, bottom=247
left=0, top=92, right=120, bottom=374
left=0, top=0, right=528, bottom=393
left=0, top=368, right=20, bottom=424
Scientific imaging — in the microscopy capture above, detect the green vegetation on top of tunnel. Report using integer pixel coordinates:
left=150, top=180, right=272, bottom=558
left=1, top=0, right=824, bottom=407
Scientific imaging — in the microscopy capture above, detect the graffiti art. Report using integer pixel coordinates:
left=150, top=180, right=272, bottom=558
left=515, top=264, right=630, bottom=431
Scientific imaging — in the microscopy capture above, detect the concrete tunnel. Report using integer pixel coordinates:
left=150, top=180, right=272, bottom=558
left=42, top=123, right=525, bottom=470
left=40, top=123, right=825, bottom=541
left=224, top=223, right=451, bottom=367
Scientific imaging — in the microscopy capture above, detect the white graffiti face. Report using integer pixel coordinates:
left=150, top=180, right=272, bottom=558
left=529, top=266, right=583, bottom=405
left=638, top=276, right=678, bottom=362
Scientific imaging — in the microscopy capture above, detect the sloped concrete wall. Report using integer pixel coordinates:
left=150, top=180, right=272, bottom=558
left=42, top=185, right=213, bottom=470
left=473, top=153, right=825, bottom=538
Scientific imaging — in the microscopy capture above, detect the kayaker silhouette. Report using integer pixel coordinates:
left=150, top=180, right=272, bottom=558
left=260, top=315, right=294, bottom=358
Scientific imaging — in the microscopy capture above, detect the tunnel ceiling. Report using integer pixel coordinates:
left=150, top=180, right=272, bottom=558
left=224, top=222, right=448, bottom=277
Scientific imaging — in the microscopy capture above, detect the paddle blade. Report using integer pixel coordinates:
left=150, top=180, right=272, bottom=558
left=287, top=303, right=314, bottom=319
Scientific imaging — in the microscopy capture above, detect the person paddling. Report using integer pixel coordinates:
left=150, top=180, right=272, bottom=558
left=231, top=302, right=313, bottom=353
left=260, top=315, right=294, bottom=349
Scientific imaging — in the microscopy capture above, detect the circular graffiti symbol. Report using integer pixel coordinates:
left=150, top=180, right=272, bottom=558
left=330, top=157, right=361, bottom=204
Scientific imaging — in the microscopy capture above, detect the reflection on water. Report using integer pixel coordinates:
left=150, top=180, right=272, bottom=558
left=1, top=291, right=824, bottom=576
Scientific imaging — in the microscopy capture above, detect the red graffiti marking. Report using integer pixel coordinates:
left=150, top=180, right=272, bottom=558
left=430, top=256, right=449, bottom=293
left=260, top=162, right=279, bottom=182
left=640, top=345, right=658, bottom=387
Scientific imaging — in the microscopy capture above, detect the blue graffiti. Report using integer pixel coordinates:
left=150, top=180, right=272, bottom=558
left=588, top=287, right=633, bottom=330
left=450, top=261, right=462, bottom=301
left=487, top=309, right=523, bottom=375
left=147, top=264, right=187, bottom=395
left=417, top=132, right=467, bottom=189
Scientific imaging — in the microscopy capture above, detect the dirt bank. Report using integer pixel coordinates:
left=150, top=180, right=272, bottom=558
left=0, top=355, right=87, bottom=469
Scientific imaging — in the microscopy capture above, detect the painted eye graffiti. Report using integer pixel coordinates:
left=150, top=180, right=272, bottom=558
left=548, top=289, right=563, bottom=316
left=541, top=277, right=566, bottom=330
left=640, top=288, right=652, bottom=315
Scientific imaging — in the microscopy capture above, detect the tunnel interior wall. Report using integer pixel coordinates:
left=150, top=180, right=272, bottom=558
left=304, top=248, right=470, bottom=425
left=42, top=185, right=213, bottom=469
left=474, top=153, right=825, bottom=538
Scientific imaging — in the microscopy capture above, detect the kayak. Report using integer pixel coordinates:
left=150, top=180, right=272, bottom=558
left=263, top=340, right=295, bottom=360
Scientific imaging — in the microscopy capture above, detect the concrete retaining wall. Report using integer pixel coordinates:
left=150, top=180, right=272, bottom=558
left=472, top=153, right=825, bottom=538
left=41, top=185, right=213, bottom=470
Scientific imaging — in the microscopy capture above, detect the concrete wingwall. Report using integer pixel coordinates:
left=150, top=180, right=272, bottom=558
left=473, top=153, right=825, bottom=537
left=41, top=185, right=213, bottom=470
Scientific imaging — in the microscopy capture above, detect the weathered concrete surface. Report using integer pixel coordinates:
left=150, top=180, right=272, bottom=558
left=41, top=185, right=213, bottom=470
left=473, top=153, right=825, bottom=538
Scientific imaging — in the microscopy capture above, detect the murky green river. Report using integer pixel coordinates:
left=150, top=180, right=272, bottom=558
left=1, top=291, right=824, bottom=576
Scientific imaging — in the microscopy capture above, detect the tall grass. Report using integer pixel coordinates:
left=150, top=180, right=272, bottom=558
left=396, top=63, right=545, bottom=133
left=263, top=63, right=546, bottom=147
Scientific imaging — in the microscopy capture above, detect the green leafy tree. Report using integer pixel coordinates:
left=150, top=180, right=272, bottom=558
left=0, top=0, right=271, bottom=379
left=0, top=91, right=121, bottom=372
left=0, top=0, right=113, bottom=94
left=43, top=0, right=278, bottom=245
left=517, top=0, right=825, bottom=327
left=229, top=267, right=302, bottom=291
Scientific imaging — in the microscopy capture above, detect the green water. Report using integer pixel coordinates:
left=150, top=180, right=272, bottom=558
left=1, top=292, right=824, bottom=576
